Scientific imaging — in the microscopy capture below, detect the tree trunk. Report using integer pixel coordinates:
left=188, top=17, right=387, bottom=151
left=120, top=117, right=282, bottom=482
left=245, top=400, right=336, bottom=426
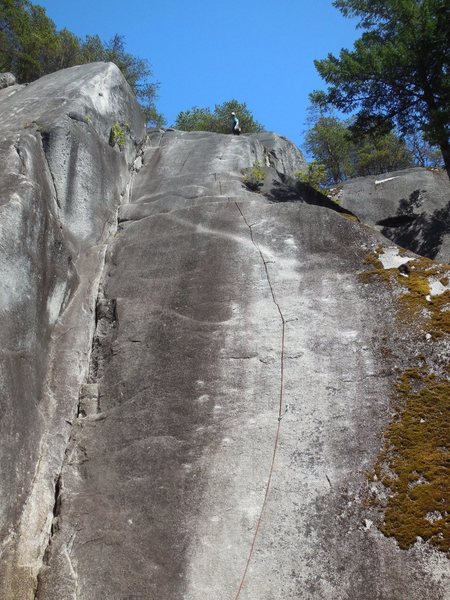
left=421, top=84, right=450, bottom=180
left=439, top=140, right=450, bottom=181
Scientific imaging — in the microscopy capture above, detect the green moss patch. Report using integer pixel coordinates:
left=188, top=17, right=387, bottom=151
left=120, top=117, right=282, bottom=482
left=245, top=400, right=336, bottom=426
left=362, top=247, right=450, bottom=552
left=374, top=369, right=450, bottom=552
left=361, top=249, right=450, bottom=338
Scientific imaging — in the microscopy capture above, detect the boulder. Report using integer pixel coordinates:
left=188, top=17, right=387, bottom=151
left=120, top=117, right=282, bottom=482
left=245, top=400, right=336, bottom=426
left=335, top=167, right=450, bottom=262
left=253, top=131, right=307, bottom=176
left=0, top=72, right=16, bottom=89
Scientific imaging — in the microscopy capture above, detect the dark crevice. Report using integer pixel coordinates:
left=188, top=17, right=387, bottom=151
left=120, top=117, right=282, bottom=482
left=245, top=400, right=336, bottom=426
left=38, top=130, right=61, bottom=209
left=14, top=141, right=26, bottom=173
left=33, top=473, right=63, bottom=599
left=50, top=475, right=62, bottom=535
left=87, top=291, right=118, bottom=386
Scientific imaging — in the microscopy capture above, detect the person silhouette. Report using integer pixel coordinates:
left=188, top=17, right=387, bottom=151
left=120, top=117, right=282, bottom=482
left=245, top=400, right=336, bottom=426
left=231, top=112, right=241, bottom=135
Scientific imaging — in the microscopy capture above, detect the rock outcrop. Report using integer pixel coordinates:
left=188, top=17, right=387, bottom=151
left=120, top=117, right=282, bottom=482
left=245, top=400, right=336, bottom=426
left=0, top=62, right=145, bottom=598
left=0, top=72, right=17, bottom=89
left=335, top=167, right=450, bottom=262
left=0, top=65, right=449, bottom=599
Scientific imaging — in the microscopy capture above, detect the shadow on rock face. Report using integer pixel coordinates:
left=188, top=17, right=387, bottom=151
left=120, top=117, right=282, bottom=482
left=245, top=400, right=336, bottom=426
left=265, top=178, right=358, bottom=219
left=378, top=190, right=450, bottom=259
left=377, top=215, right=417, bottom=227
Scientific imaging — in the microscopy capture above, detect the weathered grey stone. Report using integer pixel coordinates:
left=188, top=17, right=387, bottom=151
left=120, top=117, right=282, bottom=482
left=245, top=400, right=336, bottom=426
left=33, top=131, right=449, bottom=599
left=336, top=167, right=450, bottom=261
left=252, top=131, right=307, bottom=176
left=0, top=62, right=145, bottom=599
left=78, top=383, right=99, bottom=417
left=0, top=72, right=16, bottom=89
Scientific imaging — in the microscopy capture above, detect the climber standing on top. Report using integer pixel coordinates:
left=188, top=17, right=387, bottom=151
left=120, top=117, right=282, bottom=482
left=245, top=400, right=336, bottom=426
left=231, top=112, right=241, bottom=135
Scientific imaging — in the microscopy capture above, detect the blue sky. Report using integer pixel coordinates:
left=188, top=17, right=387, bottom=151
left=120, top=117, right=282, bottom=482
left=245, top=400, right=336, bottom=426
left=37, top=0, right=360, bottom=152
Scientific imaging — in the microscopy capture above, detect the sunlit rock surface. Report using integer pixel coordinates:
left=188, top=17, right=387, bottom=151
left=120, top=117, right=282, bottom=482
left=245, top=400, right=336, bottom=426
left=0, top=66, right=448, bottom=600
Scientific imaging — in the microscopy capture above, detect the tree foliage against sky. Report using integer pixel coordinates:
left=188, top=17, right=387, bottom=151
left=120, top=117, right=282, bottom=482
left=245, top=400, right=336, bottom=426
left=305, top=114, right=414, bottom=185
left=404, top=129, right=444, bottom=168
left=0, top=0, right=163, bottom=125
left=312, top=0, right=450, bottom=179
left=175, top=100, right=264, bottom=134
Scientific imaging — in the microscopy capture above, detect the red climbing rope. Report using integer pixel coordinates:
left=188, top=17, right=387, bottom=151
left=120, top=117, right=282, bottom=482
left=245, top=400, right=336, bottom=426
left=233, top=201, right=286, bottom=600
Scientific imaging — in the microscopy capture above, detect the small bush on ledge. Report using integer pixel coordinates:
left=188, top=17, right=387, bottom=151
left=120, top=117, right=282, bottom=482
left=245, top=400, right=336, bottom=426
left=109, top=122, right=130, bottom=150
left=243, top=161, right=266, bottom=191
left=294, top=161, right=327, bottom=192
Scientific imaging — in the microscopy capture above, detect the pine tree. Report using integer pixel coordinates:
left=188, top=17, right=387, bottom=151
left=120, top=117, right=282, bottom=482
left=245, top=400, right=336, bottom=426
left=312, top=0, right=450, bottom=179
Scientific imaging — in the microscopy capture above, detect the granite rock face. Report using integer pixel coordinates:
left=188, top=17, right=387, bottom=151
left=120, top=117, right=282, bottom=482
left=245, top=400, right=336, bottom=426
left=0, top=62, right=145, bottom=599
left=29, top=131, right=450, bottom=599
left=335, top=167, right=450, bottom=262
left=0, top=67, right=449, bottom=600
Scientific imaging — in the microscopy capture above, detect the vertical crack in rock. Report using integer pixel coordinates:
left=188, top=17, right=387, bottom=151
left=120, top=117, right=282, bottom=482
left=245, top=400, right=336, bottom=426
left=90, top=293, right=118, bottom=381
left=233, top=201, right=287, bottom=600
left=51, top=474, right=63, bottom=535
left=33, top=472, right=62, bottom=599
left=38, top=129, right=61, bottom=209
left=33, top=279, right=120, bottom=598
left=32, top=140, right=143, bottom=599
left=14, top=140, right=26, bottom=173
left=32, top=266, right=118, bottom=600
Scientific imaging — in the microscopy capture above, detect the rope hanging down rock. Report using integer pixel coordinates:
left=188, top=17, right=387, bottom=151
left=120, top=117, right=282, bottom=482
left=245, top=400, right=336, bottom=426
left=233, top=201, right=287, bottom=600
